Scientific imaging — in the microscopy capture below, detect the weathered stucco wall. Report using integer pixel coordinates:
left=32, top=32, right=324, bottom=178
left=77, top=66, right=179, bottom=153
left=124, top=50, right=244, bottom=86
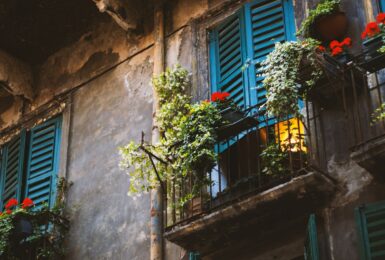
left=65, top=47, right=154, bottom=260
left=1, top=0, right=385, bottom=259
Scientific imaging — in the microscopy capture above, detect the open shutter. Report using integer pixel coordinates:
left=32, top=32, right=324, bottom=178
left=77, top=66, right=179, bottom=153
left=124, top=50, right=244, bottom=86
left=0, top=132, right=26, bottom=209
left=304, top=214, right=320, bottom=260
left=25, top=117, right=62, bottom=209
left=380, top=0, right=385, bottom=12
left=209, top=10, right=250, bottom=109
left=244, top=0, right=296, bottom=108
left=355, top=202, right=385, bottom=260
left=189, top=252, right=201, bottom=260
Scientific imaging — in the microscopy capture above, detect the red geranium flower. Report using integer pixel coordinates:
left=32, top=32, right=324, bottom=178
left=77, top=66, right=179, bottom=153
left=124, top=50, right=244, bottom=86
left=361, top=30, right=368, bottom=39
left=22, top=198, right=34, bottom=209
left=331, top=47, right=343, bottom=56
left=341, top=37, right=352, bottom=47
left=211, top=92, right=230, bottom=102
left=5, top=198, right=18, bottom=209
left=317, top=45, right=326, bottom=52
left=6, top=209, right=12, bottom=214
left=330, top=40, right=341, bottom=49
left=365, top=22, right=380, bottom=37
left=377, top=13, right=385, bottom=24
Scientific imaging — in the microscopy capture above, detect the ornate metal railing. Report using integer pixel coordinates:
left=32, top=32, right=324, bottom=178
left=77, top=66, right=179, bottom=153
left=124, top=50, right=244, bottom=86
left=164, top=103, right=327, bottom=228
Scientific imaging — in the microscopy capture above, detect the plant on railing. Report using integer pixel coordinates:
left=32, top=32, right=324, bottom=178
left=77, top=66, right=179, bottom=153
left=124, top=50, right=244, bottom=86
left=297, top=0, right=341, bottom=38
left=0, top=178, right=70, bottom=259
left=261, top=38, right=323, bottom=117
left=372, top=103, right=385, bottom=124
left=361, top=13, right=385, bottom=53
left=119, top=66, right=226, bottom=203
left=261, top=143, right=290, bottom=177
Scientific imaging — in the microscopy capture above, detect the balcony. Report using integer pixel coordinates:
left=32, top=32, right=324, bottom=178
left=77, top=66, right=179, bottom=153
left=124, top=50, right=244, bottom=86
left=163, top=105, right=336, bottom=255
left=348, top=50, right=385, bottom=178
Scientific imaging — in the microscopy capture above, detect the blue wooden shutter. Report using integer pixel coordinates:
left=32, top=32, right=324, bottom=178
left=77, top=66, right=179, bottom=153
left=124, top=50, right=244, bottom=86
left=304, top=214, right=320, bottom=260
left=244, top=0, right=296, bottom=108
left=189, top=252, right=201, bottom=260
left=380, top=0, right=385, bottom=12
left=209, top=10, right=250, bottom=109
left=0, top=132, right=26, bottom=209
left=25, top=117, right=62, bottom=209
left=355, top=201, right=385, bottom=260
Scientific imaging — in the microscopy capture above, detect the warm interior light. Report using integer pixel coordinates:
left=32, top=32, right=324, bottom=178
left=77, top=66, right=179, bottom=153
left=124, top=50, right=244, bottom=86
left=275, top=118, right=307, bottom=152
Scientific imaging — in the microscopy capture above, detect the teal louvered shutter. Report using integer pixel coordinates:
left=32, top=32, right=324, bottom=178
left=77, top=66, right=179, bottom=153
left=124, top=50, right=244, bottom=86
left=355, top=201, right=385, bottom=260
left=25, top=117, right=62, bottom=209
left=381, top=0, right=385, bottom=12
left=209, top=10, right=250, bottom=109
left=304, top=214, right=320, bottom=260
left=189, top=252, right=201, bottom=260
left=0, top=132, right=26, bottom=209
left=244, top=0, right=296, bottom=110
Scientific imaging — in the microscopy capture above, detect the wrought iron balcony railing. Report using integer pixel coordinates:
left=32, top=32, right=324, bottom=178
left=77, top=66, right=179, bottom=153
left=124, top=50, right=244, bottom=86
left=164, top=102, right=327, bottom=229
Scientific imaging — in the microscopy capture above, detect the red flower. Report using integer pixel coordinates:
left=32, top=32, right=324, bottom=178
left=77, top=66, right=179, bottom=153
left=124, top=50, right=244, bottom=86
left=366, top=22, right=380, bottom=37
left=341, top=37, right=352, bottom=47
left=6, top=209, right=12, bottom=215
left=22, top=198, right=34, bottom=209
left=5, top=198, right=18, bottom=209
left=211, top=92, right=230, bottom=102
left=330, top=40, right=341, bottom=49
left=317, top=45, right=326, bottom=52
left=377, top=13, right=385, bottom=24
left=331, top=47, right=343, bottom=56
left=361, top=30, right=368, bottom=39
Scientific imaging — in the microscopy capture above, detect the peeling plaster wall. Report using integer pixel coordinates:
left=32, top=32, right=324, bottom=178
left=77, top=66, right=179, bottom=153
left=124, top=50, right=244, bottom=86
left=0, top=0, right=385, bottom=259
left=65, top=48, right=154, bottom=260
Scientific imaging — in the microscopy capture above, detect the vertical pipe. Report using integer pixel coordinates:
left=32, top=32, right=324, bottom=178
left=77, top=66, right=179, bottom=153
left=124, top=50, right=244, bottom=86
left=151, top=1, right=165, bottom=260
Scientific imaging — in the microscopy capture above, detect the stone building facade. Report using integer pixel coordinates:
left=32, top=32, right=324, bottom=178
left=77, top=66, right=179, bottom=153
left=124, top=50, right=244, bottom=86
left=0, top=0, right=385, bottom=259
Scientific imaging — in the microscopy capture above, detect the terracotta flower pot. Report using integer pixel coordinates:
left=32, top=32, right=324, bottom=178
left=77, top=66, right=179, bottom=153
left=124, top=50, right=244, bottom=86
left=312, top=11, right=348, bottom=42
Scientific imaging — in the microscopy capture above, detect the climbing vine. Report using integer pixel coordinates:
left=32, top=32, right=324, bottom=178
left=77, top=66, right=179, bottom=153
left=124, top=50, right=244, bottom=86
left=119, top=66, right=225, bottom=203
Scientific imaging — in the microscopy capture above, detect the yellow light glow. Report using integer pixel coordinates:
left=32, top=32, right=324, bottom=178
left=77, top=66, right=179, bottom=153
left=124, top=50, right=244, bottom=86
left=274, top=118, right=307, bottom=152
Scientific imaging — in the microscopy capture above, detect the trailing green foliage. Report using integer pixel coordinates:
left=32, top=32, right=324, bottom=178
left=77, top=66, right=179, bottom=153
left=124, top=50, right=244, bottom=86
left=297, top=0, right=341, bottom=38
left=0, top=178, right=70, bottom=259
left=261, top=39, right=323, bottom=117
left=261, top=143, right=290, bottom=176
left=372, top=103, right=385, bottom=124
left=120, top=66, right=224, bottom=202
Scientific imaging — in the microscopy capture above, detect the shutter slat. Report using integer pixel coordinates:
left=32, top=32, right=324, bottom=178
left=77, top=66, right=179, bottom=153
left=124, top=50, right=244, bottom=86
left=0, top=133, right=26, bottom=209
left=26, top=117, right=61, bottom=209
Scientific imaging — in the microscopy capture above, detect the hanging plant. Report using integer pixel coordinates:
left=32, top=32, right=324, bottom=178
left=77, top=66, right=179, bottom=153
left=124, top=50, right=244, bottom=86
left=119, top=66, right=228, bottom=203
left=261, top=38, right=324, bottom=117
left=0, top=178, right=70, bottom=259
left=298, top=0, right=347, bottom=42
left=361, top=13, right=385, bottom=54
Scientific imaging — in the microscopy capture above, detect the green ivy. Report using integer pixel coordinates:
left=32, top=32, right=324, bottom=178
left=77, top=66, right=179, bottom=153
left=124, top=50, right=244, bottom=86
left=297, top=0, right=341, bottom=38
left=372, top=103, right=385, bottom=124
left=0, top=178, right=69, bottom=259
left=261, top=38, right=323, bottom=117
left=120, top=65, right=225, bottom=203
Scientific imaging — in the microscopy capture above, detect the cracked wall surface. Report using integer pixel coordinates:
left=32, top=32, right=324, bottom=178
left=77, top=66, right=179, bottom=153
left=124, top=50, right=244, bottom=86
left=0, top=0, right=385, bottom=259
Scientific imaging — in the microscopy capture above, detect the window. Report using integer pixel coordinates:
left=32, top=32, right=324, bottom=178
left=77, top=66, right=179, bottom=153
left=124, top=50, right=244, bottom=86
left=209, top=0, right=296, bottom=112
left=380, top=0, right=385, bottom=12
left=0, top=116, right=62, bottom=210
left=304, top=214, right=320, bottom=260
left=355, top=201, right=385, bottom=260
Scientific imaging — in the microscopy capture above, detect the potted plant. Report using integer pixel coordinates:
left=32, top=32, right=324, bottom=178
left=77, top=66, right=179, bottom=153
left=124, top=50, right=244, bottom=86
left=298, top=0, right=348, bottom=42
left=318, top=37, right=353, bottom=67
left=210, top=91, right=245, bottom=124
left=0, top=194, right=69, bottom=259
left=361, top=13, right=385, bottom=59
left=261, top=39, right=324, bottom=117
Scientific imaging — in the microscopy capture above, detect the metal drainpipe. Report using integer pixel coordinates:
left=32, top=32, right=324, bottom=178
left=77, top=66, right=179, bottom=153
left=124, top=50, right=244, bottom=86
left=151, top=1, right=165, bottom=260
